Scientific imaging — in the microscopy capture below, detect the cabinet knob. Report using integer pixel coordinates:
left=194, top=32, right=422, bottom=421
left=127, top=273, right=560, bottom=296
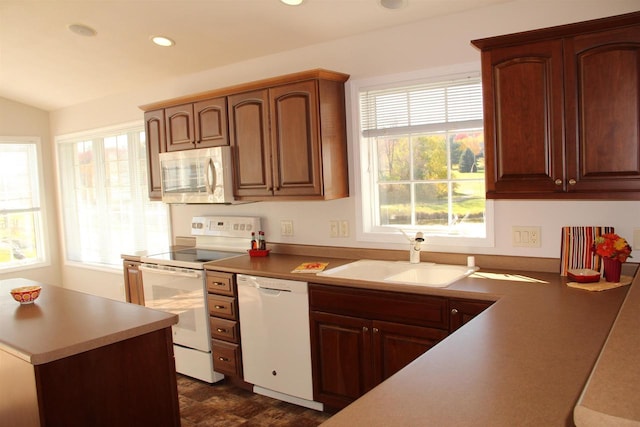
left=569, top=179, right=577, bottom=185
left=218, top=356, right=229, bottom=362
left=216, top=328, right=226, bottom=333
left=213, top=282, right=225, bottom=287
left=214, top=305, right=225, bottom=309
left=363, top=326, right=368, bottom=332
left=373, top=327, right=379, bottom=333
left=554, top=179, right=562, bottom=186
left=451, top=308, right=459, bottom=315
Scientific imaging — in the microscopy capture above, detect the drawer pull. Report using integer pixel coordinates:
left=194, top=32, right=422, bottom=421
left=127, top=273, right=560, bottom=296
left=373, top=327, right=379, bottom=333
left=214, top=305, right=225, bottom=309
left=451, top=308, right=459, bottom=315
left=218, top=356, right=229, bottom=362
left=554, top=179, right=562, bottom=186
left=213, top=282, right=225, bottom=287
left=216, top=328, right=227, bottom=333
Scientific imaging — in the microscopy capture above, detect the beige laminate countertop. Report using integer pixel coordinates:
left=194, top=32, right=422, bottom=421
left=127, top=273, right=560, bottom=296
left=204, top=253, right=639, bottom=426
left=0, top=278, right=178, bottom=365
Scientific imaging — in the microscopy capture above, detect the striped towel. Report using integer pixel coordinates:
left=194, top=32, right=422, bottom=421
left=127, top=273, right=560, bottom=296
left=560, top=226, right=614, bottom=276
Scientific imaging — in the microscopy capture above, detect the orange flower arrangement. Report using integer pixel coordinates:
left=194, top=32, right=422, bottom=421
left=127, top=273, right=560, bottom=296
left=593, top=233, right=632, bottom=262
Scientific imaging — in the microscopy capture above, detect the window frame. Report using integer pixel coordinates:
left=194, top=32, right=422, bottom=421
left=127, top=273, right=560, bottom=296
left=0, top=136, right=50, bottom=272
left=349, top=65, right=495, bottom=249
left=55, top=121, right=170, bottom=271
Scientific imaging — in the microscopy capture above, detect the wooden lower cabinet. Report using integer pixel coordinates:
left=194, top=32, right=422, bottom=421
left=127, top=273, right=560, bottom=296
left=123, top=260, right=144, bottom=305
left=449, top=298, right=493, bottom=332
left=207, top=270, right=243, bottom=378
left=309, top=284, right=449, bottom=410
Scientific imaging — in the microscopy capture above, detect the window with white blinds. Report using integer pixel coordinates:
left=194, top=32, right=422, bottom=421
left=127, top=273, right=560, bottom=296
left=0, top=139, right=46, bottom=270
left=357, top=74, right=488, bottom=241
left=57, top=124, right=170, bottom=268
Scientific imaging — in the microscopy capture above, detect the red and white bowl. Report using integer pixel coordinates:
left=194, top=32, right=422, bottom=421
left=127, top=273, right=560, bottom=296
left=10, top=286, right=42, bottom=304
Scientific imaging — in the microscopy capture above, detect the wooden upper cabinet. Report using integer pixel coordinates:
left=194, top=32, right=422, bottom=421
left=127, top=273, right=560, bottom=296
left=140, top=69, right=349, bottom=202
left=144, top=109, right=166, bottom=200
left=480, top=39, right=565, bottom=196
left=194, top=97, right=228, bottom=148
left=228, top=89, right=273, bottom=197
left=165, top=104, right=195, bottom=151
left=165, top=97, right=229, bottom=151
left=473, top=11, right=640, bottom=199
left=564, top=25, right=640, bottom=193
left=229, top=76, right=348, bottom=201
left=270, top=80, right=322, bottom=197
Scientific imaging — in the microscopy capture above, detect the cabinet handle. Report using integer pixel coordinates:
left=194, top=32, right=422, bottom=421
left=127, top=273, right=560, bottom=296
left=568, top=179, right=577, bottom=186
left=363, top=326, right=368, bottom=332
left=218, top=356, right=229, bottom=362
left=373, top=327, right=379, bottom=333
left=212, top=282, right=225, bottom=287
left=451, top=308, right=459, bottom=315
left=216, top=328, right=227, bottom=333
left=214, top=305, right=225, bottom=309
left=554, top=179, right=562, bottom=186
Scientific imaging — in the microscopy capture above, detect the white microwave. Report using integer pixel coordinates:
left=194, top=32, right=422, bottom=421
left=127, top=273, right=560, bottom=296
left=159, top=146, right=237, bottom=204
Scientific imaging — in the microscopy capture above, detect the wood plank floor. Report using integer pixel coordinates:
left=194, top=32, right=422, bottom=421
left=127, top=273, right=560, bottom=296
left=177, top=375, right=332, bottom=426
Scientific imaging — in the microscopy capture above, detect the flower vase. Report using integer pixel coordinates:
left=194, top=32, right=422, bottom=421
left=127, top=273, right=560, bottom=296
left=602, top=258, right=622, bottom=283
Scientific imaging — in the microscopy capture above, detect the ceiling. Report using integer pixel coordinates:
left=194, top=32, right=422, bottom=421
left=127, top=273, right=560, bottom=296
left=0, top=0, right=505, bottom=111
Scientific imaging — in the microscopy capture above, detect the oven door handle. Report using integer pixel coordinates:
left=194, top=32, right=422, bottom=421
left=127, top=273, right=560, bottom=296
left=139, top=264, right=202, bottom=279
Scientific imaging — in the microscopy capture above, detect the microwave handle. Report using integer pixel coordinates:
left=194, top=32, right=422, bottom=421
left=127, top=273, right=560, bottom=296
left=206, top=158, right=217, bottom=195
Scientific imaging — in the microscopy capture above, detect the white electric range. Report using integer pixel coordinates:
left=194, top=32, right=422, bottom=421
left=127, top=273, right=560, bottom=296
left=140, top=215, right=261, bottom=383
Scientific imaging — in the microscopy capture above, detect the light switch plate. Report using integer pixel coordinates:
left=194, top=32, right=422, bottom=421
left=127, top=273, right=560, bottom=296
left=512, top=226, right=541, bottom=248
left=280, top=220, right=294, bottom=237
left=633, top=228, right=640, bottom=251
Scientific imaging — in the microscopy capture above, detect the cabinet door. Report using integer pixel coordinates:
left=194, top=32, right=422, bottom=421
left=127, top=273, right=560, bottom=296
left=269, top=80, right=322, bottom=196
left=449, top=299, right=493, bottom=332
left=123, top=260, right=144, bottom=305
left=165, top=104, right=195, bottom=151
left=144, top=110, right=166, bottom=200
left=228, top=89, right=273, bottom=197
left=564, top=25, right=640, bottom=194
left=372, top=320, right=448, bottom=384
left=309, top=311, right=374, bottom=410
left=481, top=39, right=565, bottom=197
left=194, top=98, right=229, bottom=148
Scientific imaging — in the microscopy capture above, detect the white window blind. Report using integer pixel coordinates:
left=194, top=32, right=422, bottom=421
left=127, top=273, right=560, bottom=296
left=57, top=124, right=169, bottom=268
left=360, top=77, right=483, bottom=137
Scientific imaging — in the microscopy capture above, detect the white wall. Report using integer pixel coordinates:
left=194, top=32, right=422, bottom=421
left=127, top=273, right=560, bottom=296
left=45, top=1, right=640, bottom=292
left=0, top=98, right=62, bottom=286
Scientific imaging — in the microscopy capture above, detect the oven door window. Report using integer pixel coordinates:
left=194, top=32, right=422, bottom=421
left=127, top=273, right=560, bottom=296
left=141, top=266, right=210, bottom=352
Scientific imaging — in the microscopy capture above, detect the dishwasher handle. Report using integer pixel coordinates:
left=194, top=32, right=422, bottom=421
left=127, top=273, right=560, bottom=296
left=139, top=264, right=202, bottom=279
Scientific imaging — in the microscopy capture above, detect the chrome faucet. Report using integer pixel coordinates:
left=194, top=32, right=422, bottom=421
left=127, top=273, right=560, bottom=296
left=410, top=232, right=425, bottom=264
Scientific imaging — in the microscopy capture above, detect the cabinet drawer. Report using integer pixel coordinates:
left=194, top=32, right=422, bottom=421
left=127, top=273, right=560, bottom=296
left=206, top=272, right=235, bottom=296
left=212, top=339, right=242, bottom=377
left=210, top=317, right=240, bottom=342
left=207, top=295, right=237, bottom=320
left=309, top=284, right=448, bottom=329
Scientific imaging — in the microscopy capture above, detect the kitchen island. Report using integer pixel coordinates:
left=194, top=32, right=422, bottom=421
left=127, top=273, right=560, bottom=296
left=0, top=278, right=180, bottom=427
left=203, top=251, right=639, bottom=426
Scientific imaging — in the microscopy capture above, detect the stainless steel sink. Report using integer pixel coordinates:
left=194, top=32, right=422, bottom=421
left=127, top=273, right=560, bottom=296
left=317, top=259, right=477, bottom=288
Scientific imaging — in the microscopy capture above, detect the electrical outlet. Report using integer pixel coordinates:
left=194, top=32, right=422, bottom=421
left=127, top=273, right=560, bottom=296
left=512, top=226, right=541, bottom=248
left=280, top=220, right=294, bottom=237
left=329, top=220, right=339, bottom=238
left=339, top=220, right=349, bottom=237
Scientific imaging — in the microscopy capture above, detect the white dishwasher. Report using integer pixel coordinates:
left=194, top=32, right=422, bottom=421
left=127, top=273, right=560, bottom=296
left=237, top=274, right=322, bottom=411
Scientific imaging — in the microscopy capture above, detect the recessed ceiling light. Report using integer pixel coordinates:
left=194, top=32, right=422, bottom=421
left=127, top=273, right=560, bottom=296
left=151, top=36, right=175, bottom=47
left=67, top=24, right=97, bottom=37
left=280, top=0, right=304, bottom=5
left=379, top=0, right=407, bottom=10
